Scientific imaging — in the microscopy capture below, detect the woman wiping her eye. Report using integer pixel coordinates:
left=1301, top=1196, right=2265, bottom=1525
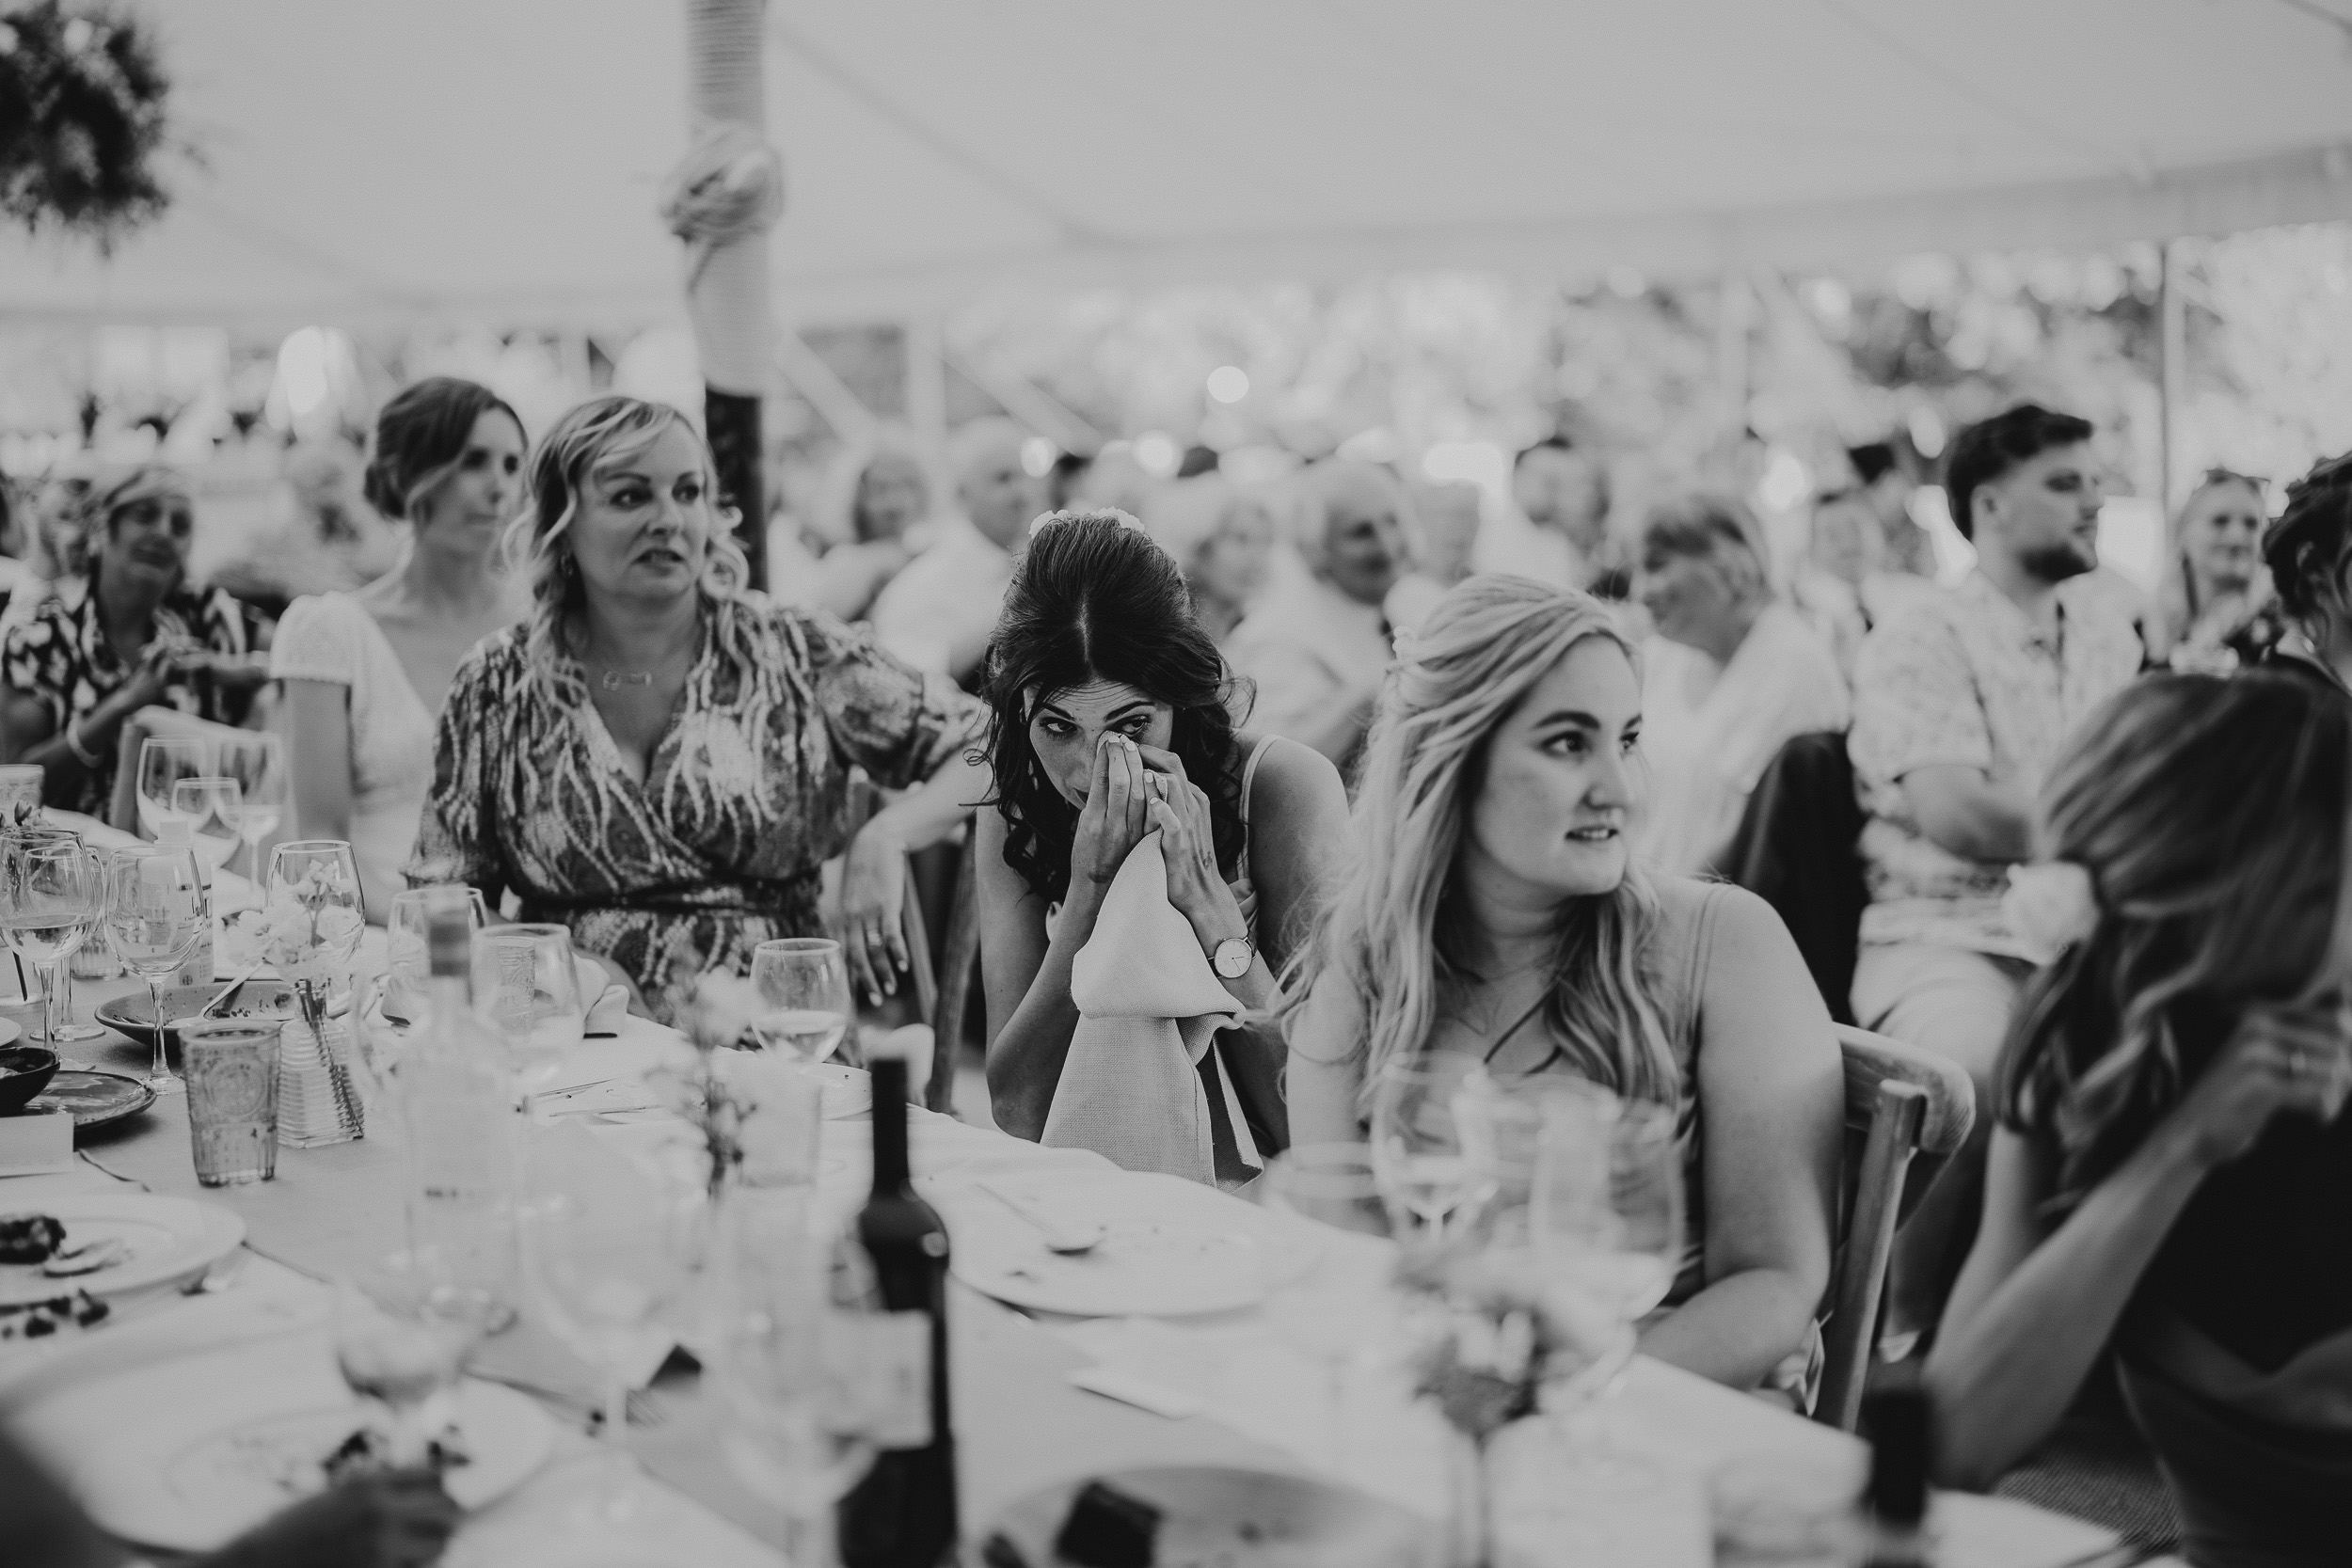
left=975, top=510, right=1352, bottom=1178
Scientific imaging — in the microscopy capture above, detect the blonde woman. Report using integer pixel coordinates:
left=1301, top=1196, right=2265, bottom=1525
left=2158, top=469, right=2281, bottom=673
left=409, top=396, right=988, bottom=1021
left=1286, top=575, right=1843, bottom=1392
left=1931, top=673, right=2352, bottom=1562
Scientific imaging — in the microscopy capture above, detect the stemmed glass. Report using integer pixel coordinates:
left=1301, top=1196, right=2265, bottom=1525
left=135, top=736, right=210, bottom=841
left=1256, top=1144, right=1399, bottom=1472
left=216, top=733, right=284, bottom=879
left=387, top=885, right=488, bottom=1022
left=1369, top=1053, right=1497, bottom=1245
left=332, top=1252, right=489, bottom=1468
left=470, top=924, right=584, bottom=1102
left=171, top=777, right=245, bottom=874
left=0, top=834, right=100, bottom=1048
left=524, top=1168, right=695, bottom=1462
left=101, top=843, right=207, bottom=1094
left=748, top=939, right=852, bottom=1068
left=264, top=842, right=366, bottom=1127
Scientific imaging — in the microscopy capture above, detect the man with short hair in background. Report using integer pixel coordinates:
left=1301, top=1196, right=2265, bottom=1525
left=1474, top=436, right=1625, bottom=597
left=1847, top=403, right=2143, bottom=1356
left=871, top=416, right=1041, bottom=687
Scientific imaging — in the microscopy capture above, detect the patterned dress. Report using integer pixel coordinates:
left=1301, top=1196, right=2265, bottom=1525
left=0, top=569, right=259, bottom=816
left=409, top=598, right=983, bottom=1022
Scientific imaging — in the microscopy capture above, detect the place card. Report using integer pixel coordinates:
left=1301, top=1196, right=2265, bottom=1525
left=0, top=1109, right=75, bottom=1177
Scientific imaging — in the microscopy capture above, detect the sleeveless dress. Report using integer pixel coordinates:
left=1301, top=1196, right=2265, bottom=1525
left=1046, top=735, right=1281, bottom=1183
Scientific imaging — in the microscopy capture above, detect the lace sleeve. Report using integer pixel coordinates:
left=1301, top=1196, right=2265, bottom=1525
left=267, top=595, right=358, bottom=687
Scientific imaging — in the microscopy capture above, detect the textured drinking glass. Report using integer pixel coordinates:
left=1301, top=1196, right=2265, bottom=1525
left=181, top=1019, right=280, bottom=1184
left=748, top=939, right=852, bottom=1066
left=387, top=886, right=487, bottom=1020
left=0, top=764, right=44, bottom=820
left=469, top=925, right=584, bottom=1092
left=136, top=736, right=209, bottom=841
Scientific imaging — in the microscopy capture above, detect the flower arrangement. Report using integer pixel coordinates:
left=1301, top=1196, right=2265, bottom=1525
left=670, top=970, right=765, bottom=1197
left=223, top=865, right=364, bottom=983
left=0, top=3, right=183, bottom=251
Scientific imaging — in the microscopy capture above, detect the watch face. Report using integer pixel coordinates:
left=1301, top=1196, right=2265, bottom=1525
left=1214, top=939, right=1251, bottom=978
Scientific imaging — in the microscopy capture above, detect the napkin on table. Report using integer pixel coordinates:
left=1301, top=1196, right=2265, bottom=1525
left=1042, top=831, right=1259, bottom=1186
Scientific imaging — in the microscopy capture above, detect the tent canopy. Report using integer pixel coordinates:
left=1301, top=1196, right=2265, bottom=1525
left=7, top=0, right=2352, bottom=329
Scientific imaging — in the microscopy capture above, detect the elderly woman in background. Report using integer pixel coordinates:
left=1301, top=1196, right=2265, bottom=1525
left=770, top=427, right=939, bottom=623
left=1139, top=473, right=1275, bottom=644
left=0, top=467, right=269, bottom=816
left=210, top=439, right=403, bottom=622
left=411, top=396, right=987, bottom=1020
left=2157, top=468, right=2281, bottom=673
left=1226, top=460, right=1411, bottom=768
left=278, top=378, right=527, bottom=923
left=1634, top=493, right=1850, bottom=876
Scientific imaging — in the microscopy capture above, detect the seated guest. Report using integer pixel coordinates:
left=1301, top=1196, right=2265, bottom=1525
left=871, top=416, right=1042, bottom=685
left=1287, top=577, right=1842, bottom=1392
left=1930, top=672, right=2352, bottom=1565
left=209, top=439, right=403, bottom=623
left=411, top=396, right=986, bottom=1020
left=1849, top=438, right=1937, bottom=578
left=2156, top=468, right=2280, bottom=673
left=1227, top=460, right=1411, bottom=767
left=1791, top=486, right=1940, bottom=680
left=1140, top=473, right=1275, bottom=645
left=278, top=378, right=527, bottom=923
left=2258, top=451, right=2352, bottom=694
left=1408, top=479, right=1482, bottom=588
left=771, top=427, right=937, bottom=623
left=977, top=511, right=1349, bottom=1161
left=1849, top=403, right=2143, bottom=1353
left=1633, top=493, right=1850, bottom=877
left=0, top=466, right=269, bottom=816
left=1473, top=435, right=1626, bottom=597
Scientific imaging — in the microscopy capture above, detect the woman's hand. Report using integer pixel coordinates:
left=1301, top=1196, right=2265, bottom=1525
left=1137, top=745, right=1246, bottom=948
left=841, top=822, right=911, bottom=1006
left=1070, top=734, right=1150, bottom=891
left=2162, top=1003, right=2352, bottom=1173
left=202, top=1470, right=459, bottom=1568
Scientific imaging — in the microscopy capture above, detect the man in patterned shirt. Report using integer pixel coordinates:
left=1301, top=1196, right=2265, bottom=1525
left=1847, top=404, right=2143, bottom=1352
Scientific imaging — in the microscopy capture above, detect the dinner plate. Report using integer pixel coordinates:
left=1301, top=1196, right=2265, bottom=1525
left=979, top=1465, right=1441, bottom=1568
left=26, top=1069, right=157, bottom=1131
left=0, top=1193, right=245, bottom=1306
left=56, top=1357, right=550, bottom=1552
left=96, top=980, right=301, bottom=1050
left=0, top=1017, right=21, bottom=1049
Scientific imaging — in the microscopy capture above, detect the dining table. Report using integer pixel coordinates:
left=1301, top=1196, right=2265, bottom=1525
left=0, top=821, right=2175, bottom=1566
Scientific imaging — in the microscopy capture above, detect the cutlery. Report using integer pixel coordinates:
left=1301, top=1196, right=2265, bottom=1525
left=972, top=1179, right=1104, bottom=1256
left=197, top=958, right=267, bottom=1020
left=41, top=1236, right=129, bottom=1277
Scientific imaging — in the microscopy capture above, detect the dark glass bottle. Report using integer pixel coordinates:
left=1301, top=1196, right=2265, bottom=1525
left=835, top=1051, right=957, bottom=1567
left=1862, top=1366, right=1932, bottom=1567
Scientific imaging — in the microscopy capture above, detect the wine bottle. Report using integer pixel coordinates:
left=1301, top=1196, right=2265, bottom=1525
left=835, top=1043, right=957, bottom=1568
left=1861, top=1365, right=1932, bottom=1567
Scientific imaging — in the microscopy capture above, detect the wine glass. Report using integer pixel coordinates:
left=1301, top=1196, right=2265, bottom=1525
left=265, top=841, right=365, bottom=1076
left=748, top=939, right=851, bottom=1068
left=1256, top=1145, right=1399, bottom=1470
left=171, top=776, right=245, bottom=874
left=332, top=1252, right=487, bottom=1468
left=387, top=885, right=488, bottom=1022
left=216, top=733, right=284, bottom=878
left=470, top=924, right=584, bottom=1100
left=1368, top=1053, right=1497, bottom=1245
left=135, top=736, right=210, bottom=841
left=101, top=843, right=207, bottom=1094
left=0, top=834, right=99, bottom=1048
left=524, top=1177, right=693, bottom=1454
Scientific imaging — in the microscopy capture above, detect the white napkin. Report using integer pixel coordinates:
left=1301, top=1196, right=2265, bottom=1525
left=1042, top=831, right=1257, bottom=1186
left=581, top=984, right=630, bottom=1038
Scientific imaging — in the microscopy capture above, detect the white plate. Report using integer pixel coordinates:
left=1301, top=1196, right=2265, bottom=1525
left=816, top=1062, right=871, bottom=1119
left=982, top=1465, right=1441, bottom=1568
left=48, top=1349, right=550, bottom=1552
left=0, top=1017, right=22, bottom=1048
left=0, top=1194, right=245, bottom=1307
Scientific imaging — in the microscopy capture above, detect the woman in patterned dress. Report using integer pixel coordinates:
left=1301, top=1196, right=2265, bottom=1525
left=0, top=466, right=269, bottom=816
left=410, top=397, right=987, bottom=1022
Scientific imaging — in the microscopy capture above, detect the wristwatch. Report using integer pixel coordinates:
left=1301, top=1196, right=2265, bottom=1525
left=1210, top=935, right=1254, bottom=980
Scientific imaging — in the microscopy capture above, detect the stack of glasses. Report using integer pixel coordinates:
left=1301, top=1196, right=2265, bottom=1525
left=277, top=1014, right=363, bottom=1148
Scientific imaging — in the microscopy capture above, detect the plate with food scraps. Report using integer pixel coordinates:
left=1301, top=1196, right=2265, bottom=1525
left=96, top=980, right=302, bottom=1051
left=44, top=1349, right=549, bottom=1553
left=952, top=1210, right=1265, bottom=1318
left=978, top=1465, right=1441, bottom=1568
left=26, top=1070, right=157, bottom=1132
left=0, top=1195, right=245, bottom=1307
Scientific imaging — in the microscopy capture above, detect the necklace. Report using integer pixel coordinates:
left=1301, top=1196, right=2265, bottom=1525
left=597, top=669, right=655, bottom=691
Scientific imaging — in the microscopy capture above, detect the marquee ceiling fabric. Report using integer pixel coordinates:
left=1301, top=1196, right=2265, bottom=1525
left=7, top=0, right=2352, bottom=328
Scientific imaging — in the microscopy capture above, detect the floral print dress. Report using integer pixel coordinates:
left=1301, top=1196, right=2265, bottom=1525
left=409, top=599, right=983, bottom=1022
left=0, top=570, right=259, bottom=816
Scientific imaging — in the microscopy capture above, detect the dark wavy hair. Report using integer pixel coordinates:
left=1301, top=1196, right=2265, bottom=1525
left=1999, top=671, right=2349, bottom=1209
left=364, top=376, right=522, bottom=522
left=2263, top=451, right=2352, bottom=626
left=983, top=511, right=1249, bottom=906
left=1945, top=403, right=2093, bottom=541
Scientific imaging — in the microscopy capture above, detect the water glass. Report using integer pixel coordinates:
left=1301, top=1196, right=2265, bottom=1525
left=470, top=925, right=584, bottom=1093
left=216, top=733, right=284, bottom=877
left=525, top=1179, right=693, bottom=1446
left=748, top=939, right=852, bottom=1067
left=334, top=1255, right=487, bottom=1468
left=0, top=821, right=102, bottom=1045
left=1368, top=1053, right=1496, bottom=1244
left=0, top=763, right=44, bottom=820
left=263, top=839, right=366, bottom=983
left=1255, top=1145, right=1397, bottom=1468
left=0, top=832, right=99, bottom=1048
left=136, top=736, right=210, bottom=841
left=102, top=843, right=207, bottom=1094
left=387, top=885, right=488, bottom=1020
left=171, top=776, right=245, bottom=873
left=1258, top=1143, right=1390, bottom=1237
left=181, top=1019, right=280, bottom=1185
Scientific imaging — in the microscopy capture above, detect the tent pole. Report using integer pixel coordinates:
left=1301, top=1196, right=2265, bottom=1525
left=2157, top=239, right=2185, bottom=529
left=684, top=0, right=774, bottom=588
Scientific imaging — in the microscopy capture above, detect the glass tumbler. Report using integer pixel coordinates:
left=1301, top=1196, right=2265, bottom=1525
left=0, top=764, right=44, bottom=820
left=181, top=1019, right=281, bottom=1185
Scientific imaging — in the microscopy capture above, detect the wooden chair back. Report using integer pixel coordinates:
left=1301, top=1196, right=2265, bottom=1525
left=896, top=832, right=981, bottom=1113
left=1815, top=1022, right=1977, bottom=1432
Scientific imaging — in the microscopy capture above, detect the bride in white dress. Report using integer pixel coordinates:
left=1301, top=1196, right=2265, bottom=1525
left=274, top=379, right=526, bottom=923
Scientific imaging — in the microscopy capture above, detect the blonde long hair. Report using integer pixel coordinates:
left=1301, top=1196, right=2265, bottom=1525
left=1287, top=575, right=1680, bottom=1109
left=504, top=396, right=760, bottom=710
